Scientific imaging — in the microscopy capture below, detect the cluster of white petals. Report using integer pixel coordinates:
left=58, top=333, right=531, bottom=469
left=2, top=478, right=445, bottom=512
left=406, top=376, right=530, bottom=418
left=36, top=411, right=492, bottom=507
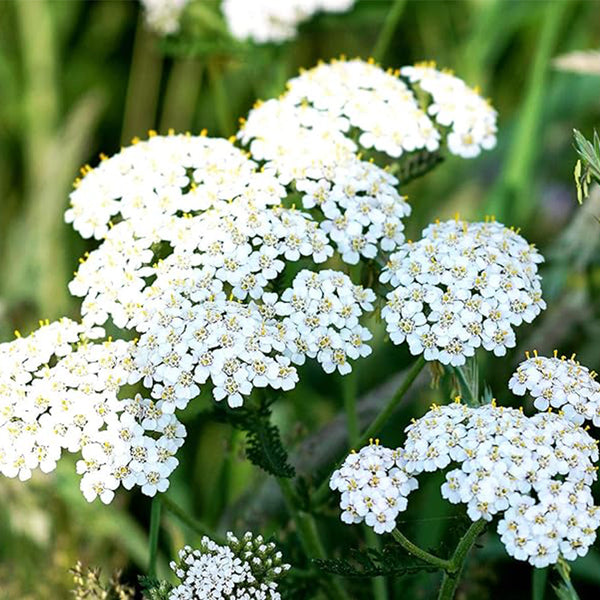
left=329, top=442, right=418, bottom=533
left=240, top=100, right=411, bottom=263
left=277, top=269, right=375, bottom=374
left=401, top=62, right=498, bottom=158
left=66, top=134, right=334, bottom=328
left=0, top=319, right=185, bottom=503
left=380, top=218, right=545, bottom=366
left=285, top=59, right=441, bottom=158
left=140, top=0, right=188, bottom=36
left=509, top=351, right=600, bottom=426
left=129, top=268, right=374, bottom=408
left=402, top=402, right=600, bottom=567
left=169, top=532, right=290, bottom=599
left=222, top=0, right=355, bottom=44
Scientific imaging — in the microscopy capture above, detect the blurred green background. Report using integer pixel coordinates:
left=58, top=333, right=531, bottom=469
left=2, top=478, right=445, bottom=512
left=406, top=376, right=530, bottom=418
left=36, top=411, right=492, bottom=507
left=1, top=0, right=600, bottom=598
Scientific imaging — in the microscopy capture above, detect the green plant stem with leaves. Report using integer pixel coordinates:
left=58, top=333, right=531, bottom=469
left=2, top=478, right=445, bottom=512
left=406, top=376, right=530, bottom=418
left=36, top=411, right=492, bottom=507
left=278, top=478, right=348, bottom=600
left=312, top=355, right=427, bottom=507
left=436, top=520, right=487, bottom=600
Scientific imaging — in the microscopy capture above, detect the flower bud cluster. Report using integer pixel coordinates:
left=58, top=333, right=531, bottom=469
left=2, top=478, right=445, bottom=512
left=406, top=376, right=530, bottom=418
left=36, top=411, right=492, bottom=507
left=329, top=442, right=418, bottom=533
left=169, top=532, right=290, bottom=599
left=401, top=62, right=498, bottom=158
left=509, top=351, right=600, bottom=426
left=380, top=218, right=545, bottom=365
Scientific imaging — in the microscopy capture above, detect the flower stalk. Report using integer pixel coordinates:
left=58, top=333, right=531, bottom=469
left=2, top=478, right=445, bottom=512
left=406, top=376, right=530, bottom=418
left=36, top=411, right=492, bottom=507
left=147, top=497, right=162, bottom=578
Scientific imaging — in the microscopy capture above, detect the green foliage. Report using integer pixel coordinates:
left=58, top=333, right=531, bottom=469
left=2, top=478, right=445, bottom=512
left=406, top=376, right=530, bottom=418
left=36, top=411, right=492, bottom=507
left=574, top=129, right=600, bottom=204
left=314, top=544, right=438, bottom=578
left=213, top=404, right=296, bottom=478
left=393, top=149, right=444, bottom=186
left=139, top=576, right=173, bottom=600
left=70, top=562, right=135, bottom=600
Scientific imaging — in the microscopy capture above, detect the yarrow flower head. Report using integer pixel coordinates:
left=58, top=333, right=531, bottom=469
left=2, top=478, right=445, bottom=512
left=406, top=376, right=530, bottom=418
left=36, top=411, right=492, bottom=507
left=239, top=99, right=411, bottom=264
left=0, top=319, right=185, bottom=503
left=329, top=441, right=418, bottom=534
left=168, top=532, right=290, bottom=599
left=284, top=58, right=441, bottom=158
left=221, top=0, right=355, bottom=44
left=402, top=401, right=600, bottom=567
left=380, top=218, right=546, bottom=366
left=401, top=61, right=498, bottom=158
left=509, top=350, right=600, bottom=426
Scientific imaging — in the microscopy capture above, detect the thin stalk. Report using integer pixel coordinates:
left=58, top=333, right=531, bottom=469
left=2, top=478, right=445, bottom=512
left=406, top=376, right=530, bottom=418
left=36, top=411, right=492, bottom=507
left=148, top=497, right=162, bottom=578
left=343, top=371, right=359, bottom=447
left=437, top=520, right=486, bottom=600
left=159, top=58, right=203, bottom=133
left=453, top=366, right=475, bottom=406
left=371, top=0, right=407, bottom=62
left=358, top=355, right=426, bottom=447
left=312, top=356, right=427, bottom=506
left=391, top=528, right=452, bottom=571
left=365, top=527, right=388, bottom=600
left=278, top=478, right=347, bottom=600
left=161, top=495, right=220, bottom=542
left=532, top=567, right=548, bottom=600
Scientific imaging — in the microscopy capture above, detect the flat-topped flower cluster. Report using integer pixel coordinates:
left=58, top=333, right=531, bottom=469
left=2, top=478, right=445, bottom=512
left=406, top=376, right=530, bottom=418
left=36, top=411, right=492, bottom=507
left=331, top=401, right=600, bottom=567
left=0, top=319, right=185, bottom=502
left=380, top=218, right=545, bottom=365
left=510, top=351, right=600, bottom=426
left=2, top=59, right=510, bottom=506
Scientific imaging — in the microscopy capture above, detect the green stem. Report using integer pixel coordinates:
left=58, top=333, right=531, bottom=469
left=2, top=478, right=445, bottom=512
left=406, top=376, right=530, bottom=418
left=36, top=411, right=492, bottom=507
left=358, top=355, right=427, bottom=447
left=161, top=495, right=219, bottom=542
left=278, top=478, right=348, bottom=600
left=343, top=371, right=359, bottom=447
left=371, top=0, right=407, bottom=62
left=148, top=497, right=162, bottom=578
left=437, top=520, right=486, bottom=600
left=313, top=356, right=427, bottom=506
left=391, top=528, right=452, bottom=571
left=453, top=365, right=475, bottom=406
left=365, top=527, right=388, bottom=600
left=532, top=566, right=548, bottom=600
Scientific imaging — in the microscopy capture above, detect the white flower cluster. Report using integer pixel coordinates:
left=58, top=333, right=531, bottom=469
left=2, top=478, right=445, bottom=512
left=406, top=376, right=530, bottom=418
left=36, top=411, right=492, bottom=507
left=66, top=134, right=334, bottom=328
left=0, top=319, right=185, bottom=503
left=401, top=62, right=497, bottom=158
left=277, top=269, right=375, bottom=374
left=240, top=99, right=412, bottom=264
left=131, top=268, right=374, bottom=408
left=221, top=0, right=355, bottom=44
left=402, top=402, right=600, bottom=567
left=329, top=442, right=418, bottom=534
left=284, top=58, right=441, bottom=158
left=140, top=0, right=188, bottom=36
left=509, top=351, right=600, bottom=426
left=169, top=532, right=290, bottom=600
left=380, top=218, right=546, bottom=366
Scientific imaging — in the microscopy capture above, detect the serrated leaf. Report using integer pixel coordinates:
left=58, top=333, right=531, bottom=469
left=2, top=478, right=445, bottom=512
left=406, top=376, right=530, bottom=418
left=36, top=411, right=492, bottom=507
left=314, top=545, right=438, bottom=578
left=213, top=406, right=295, bottom=478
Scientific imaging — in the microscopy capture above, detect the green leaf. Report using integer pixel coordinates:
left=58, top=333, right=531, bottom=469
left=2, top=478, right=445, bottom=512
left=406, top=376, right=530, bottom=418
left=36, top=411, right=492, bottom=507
left=314, top=545, right=437, bottom=578
left=213, top=405, right=295, bottom=478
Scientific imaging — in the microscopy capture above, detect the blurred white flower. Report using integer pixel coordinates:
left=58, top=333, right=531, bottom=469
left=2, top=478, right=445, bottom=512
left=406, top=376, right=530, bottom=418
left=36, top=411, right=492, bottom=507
left=140, top=0, right=188, bottom=35
left=222, top=0, right=355, bottom=44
